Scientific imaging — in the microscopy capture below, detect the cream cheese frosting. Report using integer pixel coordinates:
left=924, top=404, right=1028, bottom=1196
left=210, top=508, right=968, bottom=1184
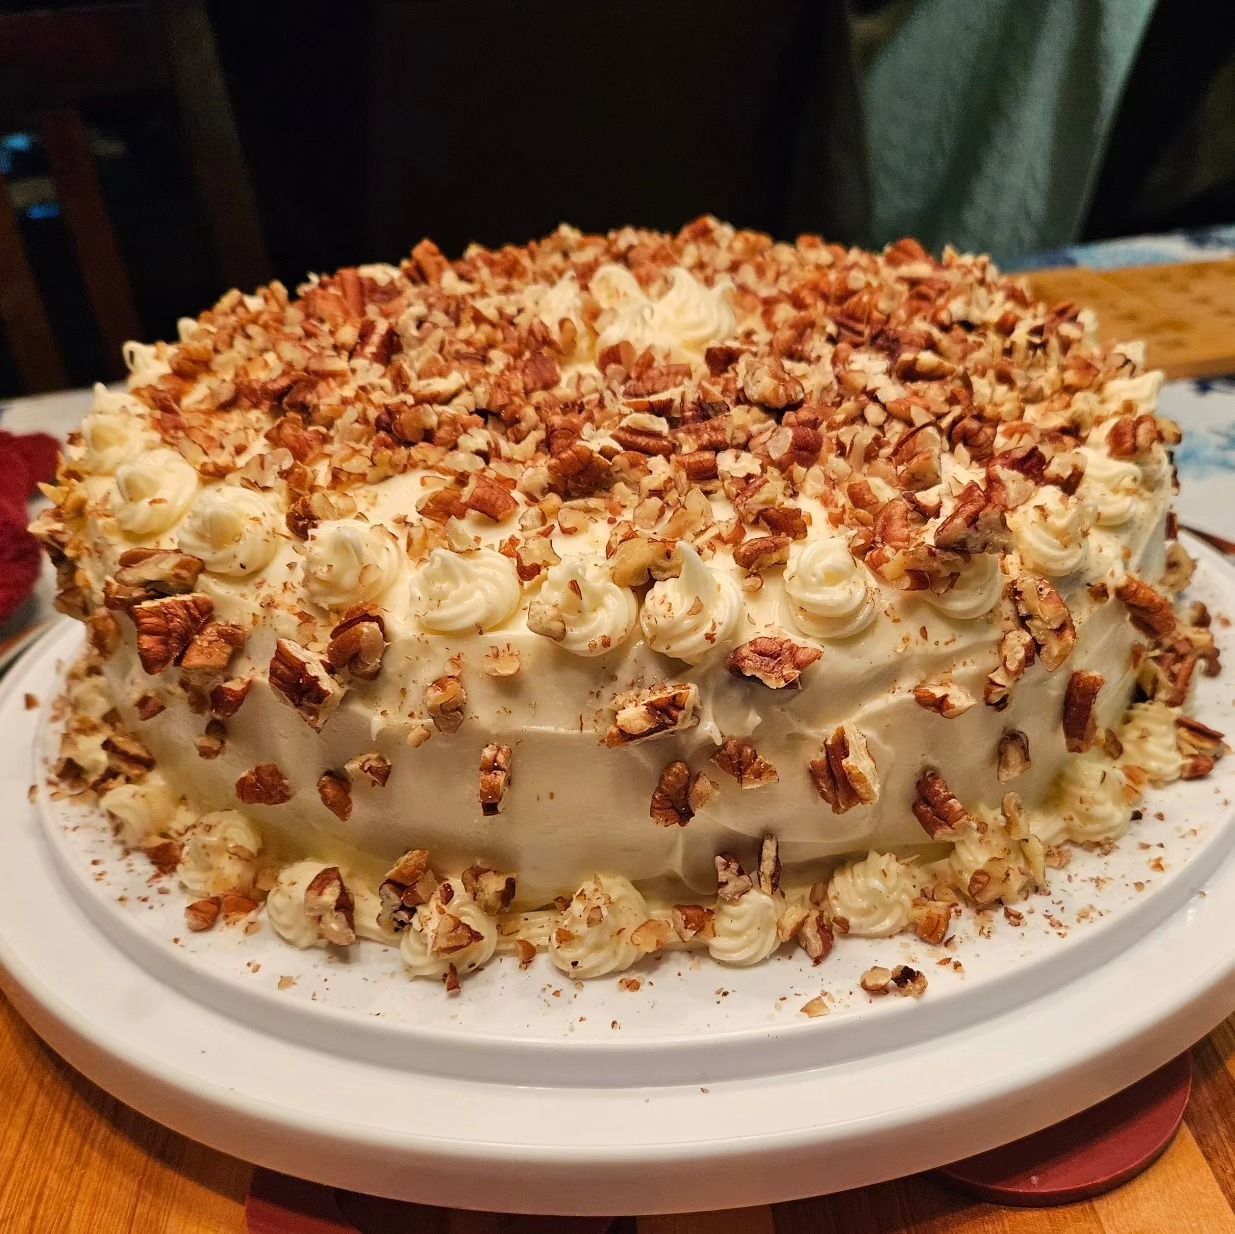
left=528, top=557, right=637, bottom=655
left=826, top=852, right=920, bottom=937
left=640, top=543, right=743, bottom=663
left=548, top=875, right=648, bottom=978
left=783, top=535, right=877, bottom=639
left=113, top=449, right=198, bottom=536
left=303, top=521, right=401, bottom=609
left=414, top=547, right=521, bottom=634
left=177, top=486, right=280, bottom=577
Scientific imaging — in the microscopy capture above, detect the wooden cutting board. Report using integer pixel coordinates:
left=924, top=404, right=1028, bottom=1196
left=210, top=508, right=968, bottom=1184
left=1025, top=258, right=1235, bottom=380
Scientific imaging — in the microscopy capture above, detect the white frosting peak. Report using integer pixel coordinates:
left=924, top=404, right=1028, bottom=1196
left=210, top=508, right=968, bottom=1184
left=593, top=265, right=735, bottom=363
left=708, top=889, right=781, bottom=965
left=113, top=449, right=199, bottom=536
left=1057, top=756, right=1134, bottom=843
left=783, top=535, right=877, bottom=639
left=76, top=384, right=154, bottom=473
left=826, top=851, right=920, bottom=937
left=922, top=553, right=1003, bottom=619
left=1081, top=428, right=1142, bottom=528
left=414, top=547, right=521, bottom=633
left=528, top=557, right=636, bottom=655
left=177, top=486, right=279, bottom=576
left=1009, top=486, right=1093, bottom=577
left=177, top=811, right=261, bottom=898
left=400, top=881, right=498, bottom=978
left=99, top=772, right=191, bottom=847
left=266, top=861, right=329, bottom=949
left=549, top=875, right=648, bottom=978
left=640, top=543, right=742, bottom=663
left=1118, top=701, right=1183, bottom=785
left=303, top=520, right=401, bottom=609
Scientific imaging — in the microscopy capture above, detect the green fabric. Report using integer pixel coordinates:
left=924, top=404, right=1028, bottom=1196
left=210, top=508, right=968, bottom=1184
left=863, top=0, right=1158, bottom=260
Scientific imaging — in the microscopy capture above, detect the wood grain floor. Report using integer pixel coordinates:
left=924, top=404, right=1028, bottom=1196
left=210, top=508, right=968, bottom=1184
left=4, top=988, right=1235, bottom=1233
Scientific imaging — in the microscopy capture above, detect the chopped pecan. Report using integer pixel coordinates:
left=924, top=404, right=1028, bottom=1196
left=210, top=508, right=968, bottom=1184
left=757, top=833, right=781, bottom=896
left=1177, top=716, right=1229, bottom=779
left=757, top=505, right=809, bottom=539
left=184, top=897, right=221, bottom=932
left=269, top=639, right=345, bottom=731
left=479, top=743, right=513, bottom=815
left=912, top=768, right=971, bottom=837
left=317, top=771, right=352, bottom=821
left=862, top=964, right=927, bottom=998
left=482, top=644, right=521, bottom=677
left=742, top=358, right=804, bottom=410
left=425, top=674, right=467, bottom=733
left=377, top=849, right=438, bottom=933
left=679, top=450, right=719, bottom=481
left=715, top=853, right=755, bottom=902
left=650, top=761, right=715, bottom=827
left=997, top=730, right=1032, bottom=782
left=195, top=720, right=226, bottom=760
left=1014, top=574, right=1075, bottom=671
left=432, top=913, right=483, bottom=956
left=808, top=725, right=880, bottom=813
left=985, top=628, right=1036, bottom=708
left=711, top=738, right=779, bottom=788
left=797, top=909, right=835, bottom=963
left=104, top=731, right=155, bottom=777
left=607, top=532, right=677, bottom=587
left=235, top=763, right=292, bottom=806
left=604, top=682, right=700, bottom=746
left=210, top=677, right=252, bottom=719
left=461, top=864, right=516, bottom=915
left=1115, top=577, right=1177, bottom=641
left=467, top=474, right=518, bottom=522
left=631, top=919, right=673, bottom=954
left=1063, top=670, right=1104, bottom=753
left=913, top=681, right=977, bottom=718
left=87, top=610, right=121, bottom=658
left=415, top=486, right=468, bottom=523
left=733, top=534, right=790, bottom=573
left=107, top=548, right=204, bottom=606
left=1106, top=414, right=1162, bottom=458
left=347, top=752, right=391, bottom=787
left=671, top=903, right=717, bottom=941
left=135, top=693, right=165, bottom=721
left=326, top=604, right=387, bottom=680
left=304, top=867, right=356, bottom=946
left=180, top=621, right=246, bottom=680
left=143, top=838, right=181, bottom=875
left=127, top=594, right=214, bottom=674
left=912, top=900, right=953, bottom=945
left=933, top=481, right=1007, bottom=553
left=726, top=636, right=821, bottom=688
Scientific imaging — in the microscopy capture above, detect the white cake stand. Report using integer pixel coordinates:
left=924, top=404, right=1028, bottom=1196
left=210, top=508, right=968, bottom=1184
left=4, top=535, right=1235, bottom=1217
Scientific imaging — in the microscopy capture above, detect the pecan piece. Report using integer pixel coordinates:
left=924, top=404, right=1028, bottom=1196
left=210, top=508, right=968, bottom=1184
left=607, top=532, right=677, bottom=587
left=933, top=481, right=1007, bottom=553
left=1115, top=577, right=1177, bottom=641
left=326, top=604, right=387, bottom=680
left=757, top=833, right=781, bottom=896
left=377, top=848, right=438, bottom=933
left=317, top=771, right=352, bottom=821
left=346, top=752, right=391, bottom=787
left=758, top=505, right=808, bottom=539
left=733, top=534, right=790, bottom=573
left=210, top=677, right=252, bottom=719
left=425, top=674, right=467, bottom=733
left=1177, top=716, right=1230, bottom=780
left=479, top=743, right=512, bottom=815
left=304, top=866, right=356, bottom=946
left=1063, top=670, right=1104, bottom=753
left=715, top=853, right=755, bottom=903
left=913, top=682, right=977, bottom=718
left=727, top=637, right=821, bottom=689
left=180, top=621, right=246, bottom=680
left=671, top=903, right=717, bottom=941
left=1014, top=574, right=1075, bottom=671
left=108, top=548, right=204, bottom=606
left=235, top=763, right=292, bottom=806
left=808, top=725, right=880, bottom=813
left=912, top=768, right=971, bottom=837
left=467, top=474, right=518, bottom=522
left=797, top=909, right=835, bottom=964
left=461, top=864, right=516, bottom=915
left=87, top=609, right=121, bottom=657
left=742, top=359, right=804, bottom=410
left=269, top=639, right=345, bottom=731
left=985, top=628, right=1036, bottom=708
left=603, top=682, right=700, bottom=746
left=997, top=730, right=1032, bottom=782
left=128, top=594, right=214, bottom=674
left=184, top=897, right=221, bottom=932
left=650, top=761, right=715, bottom=827
left=711, top=738, right=779, bottom=788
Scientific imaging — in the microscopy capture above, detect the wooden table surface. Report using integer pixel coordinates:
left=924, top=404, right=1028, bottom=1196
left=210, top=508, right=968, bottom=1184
left=4, top=987, right=1235, bottom=1233
left=4, top=259, right=1235, bottom=1233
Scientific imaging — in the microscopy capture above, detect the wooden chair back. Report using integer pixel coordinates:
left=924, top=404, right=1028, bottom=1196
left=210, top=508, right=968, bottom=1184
left=0, top=1, right=270, bottom=393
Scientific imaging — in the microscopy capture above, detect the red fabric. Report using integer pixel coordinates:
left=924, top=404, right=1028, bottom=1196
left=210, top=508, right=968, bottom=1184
left=0, top=430, right=61, bottom=622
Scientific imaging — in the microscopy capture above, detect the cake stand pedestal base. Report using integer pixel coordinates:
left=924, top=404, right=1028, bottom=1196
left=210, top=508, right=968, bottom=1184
left=936, top=1052, right=1193, bottom=1206
left=245, top=1054, right=1192, bottom=1227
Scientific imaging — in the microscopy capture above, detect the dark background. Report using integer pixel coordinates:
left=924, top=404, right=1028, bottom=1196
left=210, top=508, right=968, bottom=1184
left=0, top=0, right=1232, bottom=397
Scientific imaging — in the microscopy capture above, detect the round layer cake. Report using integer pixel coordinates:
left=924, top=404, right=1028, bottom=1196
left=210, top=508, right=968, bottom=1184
left=35, top=218, right=1222, bottom=984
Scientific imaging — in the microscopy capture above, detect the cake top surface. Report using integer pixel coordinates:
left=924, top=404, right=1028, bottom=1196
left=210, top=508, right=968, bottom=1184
left=44, top=215, right=1173, bottom=686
